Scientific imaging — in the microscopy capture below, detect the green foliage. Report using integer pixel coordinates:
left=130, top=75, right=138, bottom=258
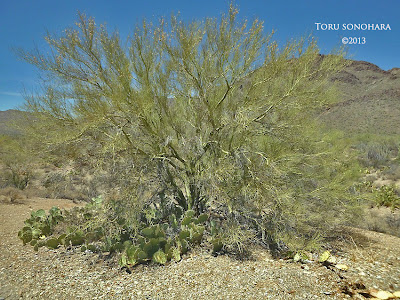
left=119, top=209, right=209, bottom=267
left=152, top=249, right=168, bottom=265
left=18, top=199, right=210, bottom=266
left=0, top=135, right=33, bottom=190
left=17, top=197, right=110, bottom=251
left=374, top=185, right=400, bottom=210
left=46, top=238, right=60, bottom=249
left=356, top=135, right=399, bottom=169
left=141, top=224, right=166, bottom=239
left=293, top=251, right=311, bottom=263
left=212, top=239, right=224, bottom=254
left=88, top=195, right=103, bottom=208
left=17, top=4, right=360, bottom=253
left=17, top=207, right=64, bottom=247
left=65, top=229, right=85, bottom=246
left=9, top=168, right=31, bottom=190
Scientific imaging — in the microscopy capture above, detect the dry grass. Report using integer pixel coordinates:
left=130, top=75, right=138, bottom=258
left=0, top=187, right=26, bottom=203
left=360, top=206, right=400, bottom=237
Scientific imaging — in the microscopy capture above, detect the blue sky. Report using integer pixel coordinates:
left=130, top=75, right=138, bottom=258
left=0, top=0, right=399, bottom=111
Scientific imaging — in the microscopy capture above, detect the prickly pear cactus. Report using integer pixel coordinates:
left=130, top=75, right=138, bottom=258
left=17, top=207, right=65, bottom=248
left=118, top=210, right=212, bottom=267
left=46, top=238, right=60, bottom=249
left=152, top=249, right=167, bottom=265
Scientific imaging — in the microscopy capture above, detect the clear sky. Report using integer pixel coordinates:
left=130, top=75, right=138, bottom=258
left=0, top=0, right=399, bottom=111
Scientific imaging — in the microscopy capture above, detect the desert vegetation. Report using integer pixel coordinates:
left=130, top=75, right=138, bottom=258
left=2, top=4, right=398, bottom=270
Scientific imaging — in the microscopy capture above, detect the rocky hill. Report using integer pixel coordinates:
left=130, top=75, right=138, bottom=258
left=320, top=60, right=400, bottom=135
left=0, top=109, right=26, bottom=136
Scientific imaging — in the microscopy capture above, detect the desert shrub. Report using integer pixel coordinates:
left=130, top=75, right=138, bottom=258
left=215, top=217, right=257, bottom=257
left=16, top=4, right=362, bottom=255
left=374, top=185, right=400, bottom=210
left=384, top=212, right=400, bottom=236
left=361, top=143, right=391, bottom=167
left=0, top=187, right=26, bottom=203
left=0, top=135, right=34, bottom=190
left=355, top=136, right=399, bottom=168
left=363, top=207, right=400, bottom=237
left=3, top=165, right=31, bottom=190
left=42, top=170, right=82, bottom=200
left=39, top=164, right=105, bottom=200
left=382, top=163, right=400, bottom=181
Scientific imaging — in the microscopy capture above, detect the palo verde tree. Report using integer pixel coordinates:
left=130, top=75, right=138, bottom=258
left=18, top=5, right=361, bottom=251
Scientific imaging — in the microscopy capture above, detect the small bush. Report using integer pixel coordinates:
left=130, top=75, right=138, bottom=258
left=354, top=136, right=398, bottom=168
left=0, top=135, right=35, bottom=190
left=363, top=206, right=400, bottom=237
left=0, top=164, right=32, bottom=190
left=0, top=187, right=26, bottom=203
left=374, top=185, right=400, bottom=210
left=41, top=168, right=97, bottom=201
left=217, top=218, right=257, bottom=257
left=382, top=164, right=400, bottom=181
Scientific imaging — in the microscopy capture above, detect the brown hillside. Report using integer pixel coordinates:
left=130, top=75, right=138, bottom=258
left=320, top=59, right=400, bottom=135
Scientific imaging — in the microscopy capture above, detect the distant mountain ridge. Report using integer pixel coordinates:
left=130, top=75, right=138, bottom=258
left=0, top=109, right=26, bottom=136
left=321, top=59, right=400, bottom=135
left=0, top=58, right=399, bottom=137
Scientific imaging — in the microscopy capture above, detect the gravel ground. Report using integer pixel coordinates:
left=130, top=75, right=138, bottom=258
left=1, top=197, right=400, bottom=299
